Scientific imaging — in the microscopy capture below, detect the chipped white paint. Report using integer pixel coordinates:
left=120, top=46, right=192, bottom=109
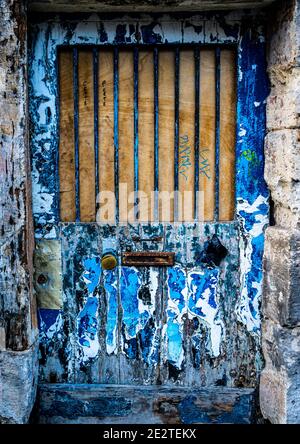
left=236, top=195, right=269, bottom=333
left=187, top=268, right=224, bottom=358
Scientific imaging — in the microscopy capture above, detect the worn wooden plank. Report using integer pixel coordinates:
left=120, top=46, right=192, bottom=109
left=179, top=50, right=195, bottom=223
left=29, top=1, right=276, bottom=13
left=36, top=384, right=257, bottom=424
left=59, top=49, right=76, bottom=222
left=219, top=49, right=236, bottom=221
left=158, top=50, right=175, bottom=223
left=78, top=50, right=96, bottom=222
left=138, top=50, right=154, bottom=223
left=98, top=49, right=115, bottom=223
left=199, top=49, right=216, bottom=221
left=118, top=224, right=160, bottom=385
left=118, top=50, right=135, bottom=224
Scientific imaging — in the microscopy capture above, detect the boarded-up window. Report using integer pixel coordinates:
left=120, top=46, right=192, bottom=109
left=59, top=47, right=236, bottom=223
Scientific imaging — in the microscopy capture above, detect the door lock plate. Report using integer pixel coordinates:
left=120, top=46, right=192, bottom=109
left=122, top=251, right=175, bottom=267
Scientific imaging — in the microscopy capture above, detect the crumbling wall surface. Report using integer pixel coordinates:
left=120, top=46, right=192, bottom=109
left=0, top=0, right=38, bottom=423
left=260, top=0, right=300, bottom=424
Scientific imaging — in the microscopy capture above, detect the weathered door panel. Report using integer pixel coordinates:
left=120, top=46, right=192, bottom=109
left=38, top=222, right=258, bottom=387
left=30, top=13, right=269, bottom=391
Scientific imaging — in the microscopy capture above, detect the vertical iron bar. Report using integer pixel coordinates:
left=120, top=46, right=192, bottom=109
left=174, top=47, right=180, bottom=222
left=93, top=48, right=99, bottom=210
left=133, top=47, right=139, bottom=220
left=114, top=47, right=119, bottom=224
left=194, top=46, right=200, bottom=221
left=215, top=46, right=221, bottom=222
left=73, top=47, right=80, bottom=222
left=56, top=48, right=61, bottom=222
left=154, top=47, right=159, bottom=221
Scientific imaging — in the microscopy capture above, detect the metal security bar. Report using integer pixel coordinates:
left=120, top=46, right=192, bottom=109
left=64, top=44, right=235, bottom=224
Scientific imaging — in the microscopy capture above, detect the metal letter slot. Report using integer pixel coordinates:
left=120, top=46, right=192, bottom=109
left=122, top=251, right=175, bottom=267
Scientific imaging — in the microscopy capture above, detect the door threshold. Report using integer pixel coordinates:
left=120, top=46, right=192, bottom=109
left=35, top=383, right=257, bottom=424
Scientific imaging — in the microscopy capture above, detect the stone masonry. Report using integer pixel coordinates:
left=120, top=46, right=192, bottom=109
left=260, top=0, right=300, bottom=424
left=0, top=0, right=38, bottom=424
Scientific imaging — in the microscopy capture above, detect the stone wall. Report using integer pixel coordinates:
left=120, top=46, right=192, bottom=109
left=260, top=0, right=300, bottom=424
left=0, top=0, right=38, bottom=424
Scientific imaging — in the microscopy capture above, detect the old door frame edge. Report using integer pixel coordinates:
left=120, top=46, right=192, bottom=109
left=29, top=11, right=269, bottom=342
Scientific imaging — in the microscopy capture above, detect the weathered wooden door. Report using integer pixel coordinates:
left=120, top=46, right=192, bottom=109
left=30, top=14, right=269, bottom=388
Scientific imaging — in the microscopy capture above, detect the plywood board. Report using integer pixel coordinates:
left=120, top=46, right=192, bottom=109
left=98, top=49, right=115, bottom=223
left=199, top=49, right=216, bottom=221
left=219, top=49, right=236, bottom=221
left=78, top=50, right=95, bottom=222
left=179, top=49, right=195, bottom=222
left=59, top=49, right=75, bottom=222
left=138, top=50, right=154, bottom=222
left=119, top=50, right=134, bottom=224
left=158, top=50, right=175, bottom=223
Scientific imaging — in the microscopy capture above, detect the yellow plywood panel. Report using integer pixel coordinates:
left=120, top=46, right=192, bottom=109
left=78, top=50, right=95, bottom=222
left=159, top=50, right=174, bottom=223
left=139, top=50, right=154, bottom=223
left=199, top=49, right=216, bottom=221
left=179, top=50, right=195, bottom=222
left=119, top=50, right=134, bottom=224
left=98, top=50, right=115, bottom=223
left=59, top=49, right=75, bottom=222
left=219, top=49, right=236, bottom=221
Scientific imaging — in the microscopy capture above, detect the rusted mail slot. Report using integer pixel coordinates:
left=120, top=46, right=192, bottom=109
left=122, top=251, right=175, bottom=267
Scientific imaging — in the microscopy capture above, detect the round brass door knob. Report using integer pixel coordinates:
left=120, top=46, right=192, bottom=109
left=101, top=253, right=118, bottom=270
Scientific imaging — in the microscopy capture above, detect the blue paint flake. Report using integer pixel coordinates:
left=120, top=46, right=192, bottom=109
left=103, top=268, right=118, bottom=354
left=76, top=257, right=101, bottom=360
left=120, top=267, right=142, bottom=339
left=166, top=267, right=187, bottom=369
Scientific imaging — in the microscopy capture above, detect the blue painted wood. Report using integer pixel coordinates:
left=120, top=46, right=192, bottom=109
left=133, top=46, right=139, bottom=220
left=114, top=47, right=119, bottom=224
left=93, top=48, right=99, bottom=203
left=36, top=383, right=257, bottom=424
left=55, top=48, right=61, bottom=222
left=174, top=47, right=180, bottom=221
left=235, top=29, right=269, bottom=333
left=73, top=47, right=80, bottom=222
left=153, top=47, right=159, bottom=221
left=29, top=13, right=269, bottom=391
left=194, top=47, right=200, bottom=221
left=214, top=46, right=221, bottom=222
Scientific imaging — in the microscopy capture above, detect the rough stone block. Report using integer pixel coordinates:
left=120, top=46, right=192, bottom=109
left=265, top=129, right=300, bottom=186
left=266, top=68, right=300, bottom=130
left=0, top=342, right=38, bottom=423
left=260, top=319, right=300, bottom=423
left=267, top=0, right=300, bottom=69
left=273, top=205, right=300, bottom=230
left=263, top=227, right=300, bottom=327
left=264, top=129, right=300, bottom=228
left=260, top=368, right=287, bottom=424
left=266, top=182, right=300, bottom=230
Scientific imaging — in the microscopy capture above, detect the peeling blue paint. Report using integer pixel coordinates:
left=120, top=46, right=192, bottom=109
left=38, top=307, right=63, bottom=351
left=166, top=267, right=186, bottom=369
left=30, top=12, right=269, bottom=387
left=76, top=257, right=101, bottom=361
left=235, top=30, right=269, bottom=334
left=103, top=268, right=118, bottom=355
left=120, top=267, right=142, bottom=339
